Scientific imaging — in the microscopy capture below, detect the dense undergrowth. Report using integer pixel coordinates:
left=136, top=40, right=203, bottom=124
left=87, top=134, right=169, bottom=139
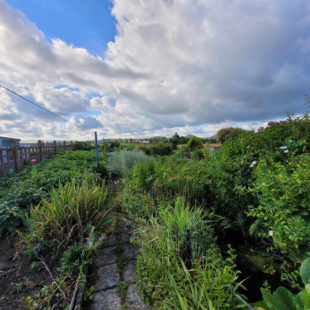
left=0, top=150, right=114, bottom=309
left=1, top=113, right=310, bottom=309
left=0, top=150, right=107, bottom=236
left=118, top=114, right=310, bottom=309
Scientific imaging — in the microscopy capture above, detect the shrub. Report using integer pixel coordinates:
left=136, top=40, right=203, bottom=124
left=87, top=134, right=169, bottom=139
left=106, top=149, right=149, bottom=177
left=151, top=142, right=173, bottom=156
left=248, top=154, right=310, bottom=286
left=186, top=136, right=203, bottom=151
left=73, top=141, right=93, bottom=151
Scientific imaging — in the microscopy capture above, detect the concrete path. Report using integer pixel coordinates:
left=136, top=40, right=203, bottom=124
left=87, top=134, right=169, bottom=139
left=87, top=221, right=151, bottom=310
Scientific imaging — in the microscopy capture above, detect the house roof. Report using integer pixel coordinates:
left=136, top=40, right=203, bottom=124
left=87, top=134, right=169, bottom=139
left=0, top=136, right=21, bottom=142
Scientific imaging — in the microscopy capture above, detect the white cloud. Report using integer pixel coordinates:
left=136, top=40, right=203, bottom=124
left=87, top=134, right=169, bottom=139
left=0, top=0, right=309, bottom=140
left=33, top=83, right=88, bottom=113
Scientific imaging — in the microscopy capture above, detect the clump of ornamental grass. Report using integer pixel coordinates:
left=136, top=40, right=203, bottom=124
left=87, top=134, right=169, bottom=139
left=22, top=177, right=115, bottom=256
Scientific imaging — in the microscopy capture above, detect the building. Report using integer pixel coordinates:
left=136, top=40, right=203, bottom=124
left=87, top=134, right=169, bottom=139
left=0, top=136, right=21, bottom=148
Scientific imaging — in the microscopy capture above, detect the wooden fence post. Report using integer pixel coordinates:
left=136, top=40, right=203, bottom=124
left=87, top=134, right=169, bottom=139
left=54, top=140, right=57, bottom=154
left=64, top=140, right=66, bottom=150
left=38, top=140, right=43, bottom=161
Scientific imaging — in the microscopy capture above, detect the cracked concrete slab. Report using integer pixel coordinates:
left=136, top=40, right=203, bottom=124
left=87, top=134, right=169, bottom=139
left=94, top=264, right=120, bottom=292
left=90, top=288, right=121, bottom=310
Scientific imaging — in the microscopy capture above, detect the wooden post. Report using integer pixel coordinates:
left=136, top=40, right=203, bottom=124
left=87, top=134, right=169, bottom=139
left=54, top=140, right=57, bottom=154
left=38, top=140, right=43, bottom=161
left=64, top=140, right=66, bottom=150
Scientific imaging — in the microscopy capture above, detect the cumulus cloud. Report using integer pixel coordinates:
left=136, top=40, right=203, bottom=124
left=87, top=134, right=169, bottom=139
left=33, top=83, right=88, bottom=113
left=0, top=0, right=309, bottom=140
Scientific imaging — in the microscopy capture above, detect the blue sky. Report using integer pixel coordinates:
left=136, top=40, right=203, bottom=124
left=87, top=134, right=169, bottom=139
left=7, top=0, right=117, bottom=56
left=0, top=0, right=309, bottom=140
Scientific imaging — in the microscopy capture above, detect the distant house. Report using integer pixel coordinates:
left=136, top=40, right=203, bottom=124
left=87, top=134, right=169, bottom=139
left=0, top=136, right=20, bottom=149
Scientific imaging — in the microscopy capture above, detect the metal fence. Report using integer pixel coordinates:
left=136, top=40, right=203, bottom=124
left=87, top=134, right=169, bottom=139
left=0, top=140, right=73, bottom=177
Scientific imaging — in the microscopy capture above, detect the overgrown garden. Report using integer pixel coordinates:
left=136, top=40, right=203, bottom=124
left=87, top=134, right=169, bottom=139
left=0, top=113, right=310, bottom=309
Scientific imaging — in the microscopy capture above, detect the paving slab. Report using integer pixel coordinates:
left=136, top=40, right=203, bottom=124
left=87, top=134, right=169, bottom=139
left=94, top=264, right=120, bottom=292
left=103, top=233, right=118, bottom=247
left=119, top=232, right=131, bottom=244
left=123, top=244, right=137, bottom=260
left=90, top=288, right=121, bottom=310
left=123, top=260, right=137, bottom=283
left=126, top=284, right=151, bottom=310
left=95, top=246, right=117, bottom=267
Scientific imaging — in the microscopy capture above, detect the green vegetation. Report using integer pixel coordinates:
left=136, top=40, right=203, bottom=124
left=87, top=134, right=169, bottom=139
left=0, top=150, right=106, bottom=236
left=136, top=198, right=242, bottom=309
left=254, top=258, right=310, bottom=310
left=22, top=178, right=114, bottom=255
left=106, top=149, right=149, bottom=177
left=0, top=150, right=114, bottom=309
left=119, top=113, right=310, bottom=308
left=187, top=136, right=203, bottom=151
left=1, top=113, right=310, bottom=309
left=215, top=127, right=247, bottom=143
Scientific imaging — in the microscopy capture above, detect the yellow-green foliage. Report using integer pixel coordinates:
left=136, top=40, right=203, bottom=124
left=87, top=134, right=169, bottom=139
left=24, top=177, right=114, bottom=254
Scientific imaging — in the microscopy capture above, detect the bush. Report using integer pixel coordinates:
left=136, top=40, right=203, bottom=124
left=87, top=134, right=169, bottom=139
left=186, top=136, right=203, bottom=151
left=73, top=141, right=93, bottom=151
left=248, top=154, right=310, bottom=286
left=106, top=149, right=149, bottom=177
left=151, top=143, right=173, bottom=156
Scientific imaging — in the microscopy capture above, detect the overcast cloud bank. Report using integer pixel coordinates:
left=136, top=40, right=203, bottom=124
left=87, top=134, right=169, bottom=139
left=0, top=0, right=309, bottom=140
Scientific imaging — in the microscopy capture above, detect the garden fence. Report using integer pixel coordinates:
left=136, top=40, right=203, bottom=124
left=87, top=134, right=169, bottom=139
left=0, top=140, right=73, bottom=177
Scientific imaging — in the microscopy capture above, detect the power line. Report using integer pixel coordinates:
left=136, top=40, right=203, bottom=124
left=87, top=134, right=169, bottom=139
left=0, top=84, right=67, bottom=122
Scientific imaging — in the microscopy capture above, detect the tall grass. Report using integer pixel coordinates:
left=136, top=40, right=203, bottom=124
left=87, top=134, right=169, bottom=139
left=24, top=178, right=114, bottom=254
left=136, top=198, right=242, bottom=309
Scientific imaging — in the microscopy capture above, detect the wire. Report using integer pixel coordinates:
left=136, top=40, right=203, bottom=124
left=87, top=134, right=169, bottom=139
left=0, top=84, right=67, bottom=122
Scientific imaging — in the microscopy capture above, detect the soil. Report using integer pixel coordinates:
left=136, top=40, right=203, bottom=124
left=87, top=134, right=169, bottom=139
left=0, top=237, right=52, bottom=310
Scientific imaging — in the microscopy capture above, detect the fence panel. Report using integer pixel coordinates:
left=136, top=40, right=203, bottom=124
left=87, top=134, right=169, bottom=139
left=0, top=140, right=73, bottom=177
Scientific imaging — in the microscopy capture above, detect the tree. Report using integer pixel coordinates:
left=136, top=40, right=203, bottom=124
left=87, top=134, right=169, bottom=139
left=170, top=132, right=180, bottom=149
left=216, top=127, right=246, bottom=143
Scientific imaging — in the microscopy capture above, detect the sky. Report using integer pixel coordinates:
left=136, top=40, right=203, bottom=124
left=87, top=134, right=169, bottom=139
left=0, top=0, right=309, bottom=141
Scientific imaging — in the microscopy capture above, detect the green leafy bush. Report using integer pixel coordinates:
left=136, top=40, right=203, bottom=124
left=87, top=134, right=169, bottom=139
left=187, top=136, right=203, bottom=151
left=73, top=141, right=93, bottom=151
left=151, top=143, right=173, bottom=156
